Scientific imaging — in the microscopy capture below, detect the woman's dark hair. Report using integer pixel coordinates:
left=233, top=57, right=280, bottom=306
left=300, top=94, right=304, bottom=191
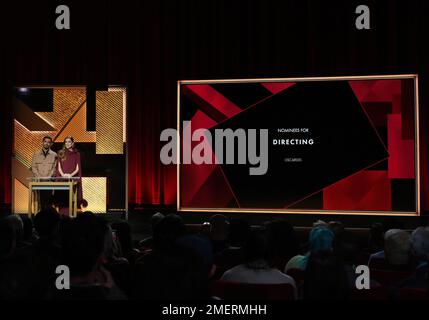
left=265, top=219, right=300, bottom=268
left=244, top=229, right=273, bottom=266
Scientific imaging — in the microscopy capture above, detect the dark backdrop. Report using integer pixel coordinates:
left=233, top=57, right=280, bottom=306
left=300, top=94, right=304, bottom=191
left=0, top=0, right=428, bottom=212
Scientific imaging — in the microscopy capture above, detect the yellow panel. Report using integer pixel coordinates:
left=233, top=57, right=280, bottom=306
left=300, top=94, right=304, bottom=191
left=82, top=177, right=107, bottom=213
left=96, top=91, right=124, bottom=154
left=14, top=120, right=56, bottom=168
left=56, top=103, right=96, bottom=143
left=36, top=88, right=86, bottom=136
left=108, top=87, right=127, bottom=142
left=14, top=179, right=29, bottom=214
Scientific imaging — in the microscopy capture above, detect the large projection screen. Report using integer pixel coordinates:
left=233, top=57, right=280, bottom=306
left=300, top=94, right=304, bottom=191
left=177, top=75, right=420, bottom=216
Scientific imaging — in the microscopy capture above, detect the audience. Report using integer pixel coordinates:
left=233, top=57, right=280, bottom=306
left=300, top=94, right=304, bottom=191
left=303, top=250, right=349, bottom=300
left=1, top=209, right=429, bottom=300
left=265, top=219, right=300, bottom=271
left=209, top=214, right=230, bottom=254
left=138, top=212, right=165, bottom=251
left=284, top=226, right=334, bottom=273
left=214, top=219, right=250, bottom=276
left=221, top=229, right=297, bottom=298
left=369, top=229, right=412, bottom=269
left=52, top=212, right=126, bottom=299
left=396, top=227, right=429, bottom=289
left=131, top=219, right=210, bottom=300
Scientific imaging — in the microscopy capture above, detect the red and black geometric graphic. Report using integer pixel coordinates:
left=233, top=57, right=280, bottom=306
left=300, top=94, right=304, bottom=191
left=179, top=78, right=417, bottom=213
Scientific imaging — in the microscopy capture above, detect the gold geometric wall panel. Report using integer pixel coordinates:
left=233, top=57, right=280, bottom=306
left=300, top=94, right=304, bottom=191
left=14, top=120, right=55, bottom=168
left=82, top=177, right=107, bottom=213
left=56, top=102, right=96, bottom=143
left=13, top=86, right=127, bottom=214
left=96, top=91, right=124, bottom=154
left=108, top=87, right=127, bottom=143
left=36, top=88, right=86, bottom=134
left=14, top=178, right=29, bottom=214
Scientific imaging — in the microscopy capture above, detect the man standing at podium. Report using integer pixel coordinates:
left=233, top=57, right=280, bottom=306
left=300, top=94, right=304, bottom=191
left=31, top=136, right=57, bottom=210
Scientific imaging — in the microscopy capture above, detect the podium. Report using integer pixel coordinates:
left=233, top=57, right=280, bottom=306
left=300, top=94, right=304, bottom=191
left=28, top=177, right=79, bottom=217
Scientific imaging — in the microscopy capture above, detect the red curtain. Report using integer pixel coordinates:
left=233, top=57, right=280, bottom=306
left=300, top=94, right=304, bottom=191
left=0, top=0, right=428, bottom=210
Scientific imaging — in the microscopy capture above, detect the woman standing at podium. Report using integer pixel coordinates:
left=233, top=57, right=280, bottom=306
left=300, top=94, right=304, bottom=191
left=56, top=136, right=83, bottom=211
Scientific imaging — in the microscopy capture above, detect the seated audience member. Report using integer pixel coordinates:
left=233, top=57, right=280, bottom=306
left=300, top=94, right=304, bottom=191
left=52, top=212, right=126, bottom=300
left=0, top=209, right=62, bottom=299
left=153, top=214, right=186, bottom=250
left=221, top=230, right=296, bottom=295
left=328, top=221, right=345, bottom=236
left=367, top=223, right=385, bottom=254
left=215, top=219, right=250, bottom=274
left=303, top=250, right=350, bottom=300
left=0, top=218, right=19, bottom=299
left=265, top=219, right=300, bottom=271
left=4, top=215, right=25, bottom=248
left=103, top=224, right=132, bottom=295
left=285, top=226, right=334, bottom=273
left=131, top=237, right=211, bottom=300
left=368, top=229, right=411, bottom=269
left=138, top=212, right=165, bottom=251
left=411, top=227, right=429, bottom=265
left=111, top=220, right=140, bottom=264
left=209, top=214, right=230, bottom=254
left=396, top=227, right=429, bottom=289
left=0, top=218, right=16, bottom=261
left=21, top=215, right=37, bottom=245
left=135, top=214, right=186, bottom=264
left=176, top=234, right=215, bottom=278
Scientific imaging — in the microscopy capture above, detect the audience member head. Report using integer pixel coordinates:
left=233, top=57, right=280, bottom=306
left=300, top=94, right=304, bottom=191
left=151, top=212, right=165, bottom=230
left=111, top=220, right=133, bottom=254
left=266, top=219, right=299, bottom=263
left=243, top=229, right=272, bottom=266
left=368, top=222, right=384, bottom=252
left=0, top=218, right=16, bottom=259
left=410, top=227, right=429, bottom=262
left=21, top=215, right=34, bottom=243
left=384, top=229, right=411, bottom=265
left=333, top=228, right=359, bottom=265
left=5, top=215, right=24, bottom=242
left=328, top=221, right=345, bottom=237
left=153, top=214, right=185, bottom=250
left=61, top=212, right=108, bottom=277
left=34, top=208, right=61, bottom=239
left=176, top=234, right=214, bottom=276
left=103, top=225, right=122, bottom=261
left=228, top=219, right=250, bottom=248
left=209, top=214, right=229, bottom=242
left=308, top=226, right=335, bottom=254
left=313, top=220, right=329, bottom=228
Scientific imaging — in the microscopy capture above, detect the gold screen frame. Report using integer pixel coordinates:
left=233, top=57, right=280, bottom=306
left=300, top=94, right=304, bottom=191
left=177, top=74, right=420, bottom=216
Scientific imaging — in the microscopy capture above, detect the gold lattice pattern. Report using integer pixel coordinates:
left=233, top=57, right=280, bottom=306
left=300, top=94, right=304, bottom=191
left=96, top=91, right=124, bottom=154
left=36, top=88, right=86, bottom=136
left=14, top=120, right=56, bottom=168
left=82, top=177, right=107, bottom=213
